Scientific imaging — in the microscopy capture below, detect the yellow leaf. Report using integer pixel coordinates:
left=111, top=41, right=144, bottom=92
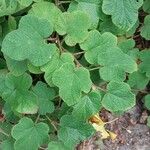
left=92, top=123, right=110, bottom=139
left=107, top=130, right=117, bottom=140
left=89, top=114, right=104, bottom=125
left=89, top=114, right=117, bottom=140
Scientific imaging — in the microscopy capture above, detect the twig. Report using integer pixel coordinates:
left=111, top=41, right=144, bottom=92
left=121, top=125, right=132, bottom=134
left=104, top=118, right=118, bottom=125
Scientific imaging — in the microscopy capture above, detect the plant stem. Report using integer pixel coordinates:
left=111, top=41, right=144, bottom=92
left=35, top=114, right=40, bottom=123
left=56, top=34, right=64, bottom=53
left=132, top=89, right=149, bottom=94
left=89, top=66, right=101, bottom=71
left=54, top=0, right=59, bottom=6
left=58, top=1, right=71, bottom=5
left=46, top=115, right=58, bottom=131
left=0, top=128, right=9, bottom=137
left=73, top=51, right=85, bottom=56
left=74, top=57, right=82, bottom=67
left=54, top=95, right=60, bottom=99
left=92, top=84, right=106, bottom=92
left=47, top=37, right=57, bottom=42
left=39, top=146, right=46, bottom=150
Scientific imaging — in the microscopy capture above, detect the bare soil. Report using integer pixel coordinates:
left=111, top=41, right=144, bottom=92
left=77, top=105, right=150, bottom=150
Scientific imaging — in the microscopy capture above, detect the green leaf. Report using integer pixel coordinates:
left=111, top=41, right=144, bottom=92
left=80, top=30, right=137, bottom=81
left=4, top=72, right=32, bottom=91
left=118, top=39, right=135, bottom=54
left=0, top=58, right=6, bottom=69
left=2, top=15, right=56, bottom=66
left=52, top=63, right=92, bottom=106
left=33, top=0, right=43, bottom=2
left=0, top=0, right=147, bottom=146
left=58, top=115, right=94, bottom=149
left=102, top=81, right=135, bottom=112
left=141, top=15, right=150, bottom=40
left=11, top=117, right=49, bottom=150
left=55, top=11, right=91, bottom=46
left=33, top=81, right=55, bottom=115
left=147, top=116, right=150, bottom=128
left=128, top=71, right=149, bottom=90
left=2, top=73, right=38, bottom=114
left=100, top=66, right=126, bottom=82
left=139, top=50, right=150, bottom=77
left=0, top=0, right=18, bottom=17
left=99, top=17, right=124, bottom=35
left=48, top=141, right=68, bottom=150
left=29, top=2, right=61, bottom=28
left=118, top=38, right=139, bottom=60
left=68, top=1, right=100, bottom=29
left=75, top=0, right=101, bottom=4
left=17, top=0, right=32, bottom=6
left=0, top=122, right=12, bottom=141
left=41, top=52, right=74, bottom=86
left=58, top=103, right=73, bottom=119
left=144, top=94, right=150, bottom=111
left=102, top=0, right=143, bottom=30
left=80, top=30, right=117, bottom=64
left=0, top=0, right=33, bottom=17
left=90, top=69, right=102, bottom=85
left=3, top=102, right=20, bottom=123
left=0, top=139, right=14, bottom=150
left=0, top=69, right=8, bottom=96
left=5, top=56, right=28, bottom=76
left=143, top=0, right=150, bottom=13
left=72, top=91, right=101, bottom=121
left=2, top=16, right=17, bottom=35
left=0, top=25, right=3, bottom=46
left=13, top=91, right=38, bottom=114
left=126, top=20, right=140, bottom=37
left=27, top=62, right=43, bottom=74
left=0, top=16, right=17, bottom=47
left=99, top=18, right=139, bottom=37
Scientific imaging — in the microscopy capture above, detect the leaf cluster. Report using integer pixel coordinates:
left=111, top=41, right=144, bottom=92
left=0, top=0, right=150, bottom=149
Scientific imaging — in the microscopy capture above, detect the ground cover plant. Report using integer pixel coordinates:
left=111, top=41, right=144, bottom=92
left=0, top=0, right=150, bottom=150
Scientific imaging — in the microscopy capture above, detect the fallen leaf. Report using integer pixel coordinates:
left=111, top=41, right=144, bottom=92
left=107, top=130, right=117, bottom=140
left=89, top=114, right=117, bottom=140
